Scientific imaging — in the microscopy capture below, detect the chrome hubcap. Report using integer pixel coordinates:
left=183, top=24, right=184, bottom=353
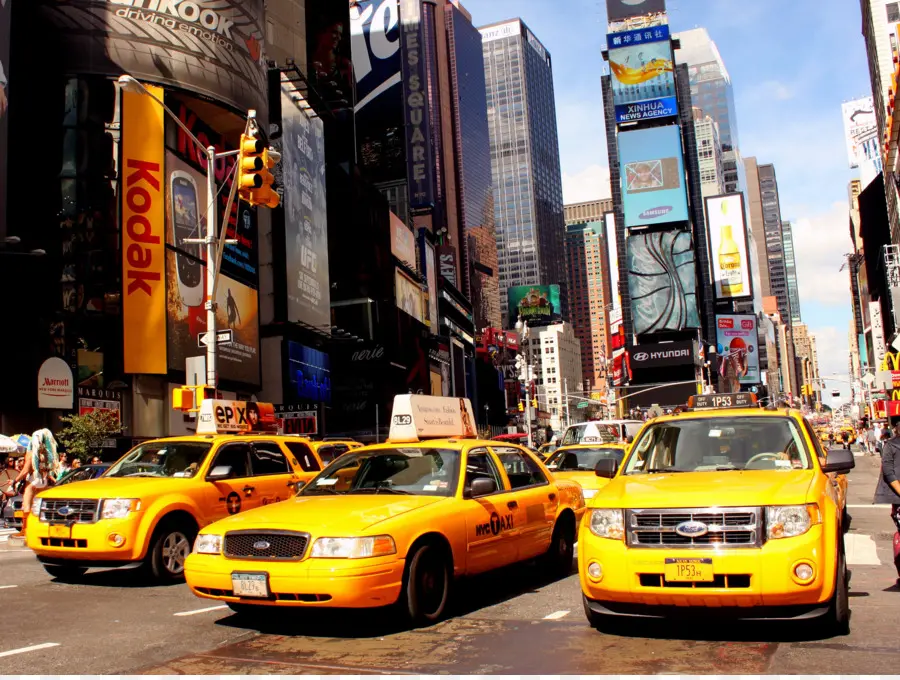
left=162, top=531, right=190, bottom=575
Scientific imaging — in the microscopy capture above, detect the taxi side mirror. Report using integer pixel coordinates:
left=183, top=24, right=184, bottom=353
left=595, top=459, right=618, bottom=479
left=207, top=465, right=233, bottom=480
left=465, top=477, right=496, bottom=499
left=822, top=448, right=855, bottom=475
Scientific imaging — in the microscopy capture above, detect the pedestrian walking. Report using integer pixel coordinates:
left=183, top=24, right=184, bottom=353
left=5, top=429, right=60, bottom=538
left=841, top=429, right=851, bottom=451
left=874, top=434, right=900, bottom=583
left=867, top=426, right=877, bottom=455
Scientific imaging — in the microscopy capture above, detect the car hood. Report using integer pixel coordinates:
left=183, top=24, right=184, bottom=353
left=34, top=477, right=196, bottom=500
left=202, top=494, right=451, bottom=535
left=552, top=471, right=612, bottom=491
left=595, top=470, right=815, bottom=508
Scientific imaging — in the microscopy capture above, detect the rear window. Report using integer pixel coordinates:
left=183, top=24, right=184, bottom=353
left=546, top=447, right=626, bottom=471
left=561, top=423, right=618, bottom=445
left=623, top=417, right=811, bottom=474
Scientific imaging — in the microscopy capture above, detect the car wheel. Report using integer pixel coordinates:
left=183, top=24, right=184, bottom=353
left=543, top=518, right=575, bottom=579
left=145, top=522, right=196, bottom=583
left=43, top=565, right=88, bottom=582
left=821, top=550, right=850, bottom=636
left=398, top=542, right=451, bottom=627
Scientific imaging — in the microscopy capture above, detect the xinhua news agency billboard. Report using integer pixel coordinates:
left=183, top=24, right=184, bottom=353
left=618, top=125, right=689, bottom=228
left=716, top=315, right=760, bottom=385
left=608, top=26, right=676, bottom=124
left=507, top=285, right=561, bottom=328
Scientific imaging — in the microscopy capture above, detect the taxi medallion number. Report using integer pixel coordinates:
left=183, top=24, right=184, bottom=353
left=232, top=572, right=270, bottom=598
left=664, top=557, right=713, bottom=582
left=49, top=525, right=72, bottom=539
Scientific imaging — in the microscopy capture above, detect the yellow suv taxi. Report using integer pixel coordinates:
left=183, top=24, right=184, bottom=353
left=184, top=395, right=586, bottom=626
left=579, top=393, right=855, bottom=635
left=27, top=401, right=324, bottom=583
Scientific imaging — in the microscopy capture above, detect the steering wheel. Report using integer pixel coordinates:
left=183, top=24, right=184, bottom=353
left=745, top=452, right=780, bottom=466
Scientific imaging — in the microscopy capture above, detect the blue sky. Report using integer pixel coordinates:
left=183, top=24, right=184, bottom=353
left=463, top=0, right=871, bottom=405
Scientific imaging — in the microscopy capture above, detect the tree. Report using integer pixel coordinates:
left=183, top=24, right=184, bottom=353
left=57, top=410, right=122, bottom=461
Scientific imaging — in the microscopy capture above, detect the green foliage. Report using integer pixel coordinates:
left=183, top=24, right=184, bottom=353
left=57, top=410, right=122, bottom=461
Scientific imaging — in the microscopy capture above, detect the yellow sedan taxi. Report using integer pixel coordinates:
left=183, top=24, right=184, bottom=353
left=185, top=395, right=586, bottom=626
left=579, top=393, right=855, bottom=635
left=545, top=443, right=628, bottom=502
left=27, top=401, right=324, bottom=583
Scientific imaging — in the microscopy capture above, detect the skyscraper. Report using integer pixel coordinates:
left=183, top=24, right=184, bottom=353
left=564, top=199, right=614, bottom=393
left=782, top=220, right=802, bottom=324
left=758, top=164, right=791, bottom=323
left=480, top=19, right=567, bottom=325
left=744, top=157, right=772, bottom=299
left=675, top=28, right=744, bottom=194
left=693, top=108, right=726, bottom=198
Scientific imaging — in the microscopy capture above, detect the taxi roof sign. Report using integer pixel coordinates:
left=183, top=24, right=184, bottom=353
left=388, top=395, right=478, bottom=443
left=196, top=400, right=279, bottom=435
left=687, top=393, right=757, bottom=410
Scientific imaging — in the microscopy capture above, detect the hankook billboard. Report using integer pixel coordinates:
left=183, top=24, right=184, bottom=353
left=40, top=0, right=267, bottom=114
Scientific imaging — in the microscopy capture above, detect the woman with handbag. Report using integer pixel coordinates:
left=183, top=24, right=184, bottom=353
left=6, top=429, right=60, bottom=539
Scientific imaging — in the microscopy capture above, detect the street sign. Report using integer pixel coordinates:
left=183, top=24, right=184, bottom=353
left=576, top=401, right=589, bottom=409
left=197, top=330, right=234, bottom=348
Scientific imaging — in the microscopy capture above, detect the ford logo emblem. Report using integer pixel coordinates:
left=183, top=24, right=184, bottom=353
left=56, top=506, right=74, bottom=517
left=633, top=352, right=649, bottom=362
left=252, top=541, right=271, bottom=551
left=675, top=520, right=708, bottom=537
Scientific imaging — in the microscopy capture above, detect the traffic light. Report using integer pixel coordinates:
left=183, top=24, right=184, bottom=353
left=518, top=401, right=524, bottom=412
left=531, top=397, right=538, bottom=409
left=256, top=147, right=281, bottom=209
left=238, top=133, right=265, bottom=204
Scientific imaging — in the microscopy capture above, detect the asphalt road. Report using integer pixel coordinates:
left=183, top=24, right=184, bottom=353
left=0, top=452, right=897, bottom=674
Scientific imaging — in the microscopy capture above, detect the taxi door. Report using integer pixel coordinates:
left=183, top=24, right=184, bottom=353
left=490, top=446, right=558, bottom=561
left=461, top=447, right=521, bottom=574
left=248, top=441, right=307, bottom=507
left=204, top=442, right=263, bottom=521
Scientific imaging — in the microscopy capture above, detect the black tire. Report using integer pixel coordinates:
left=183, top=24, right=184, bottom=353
left=143, top=521, right=196, bottom=583
left=42, top=564, right=88, bottom=582
left=398, top=542, right=451, bottom=627
left=543, top=517, right=576, bottom=579
left=820, top=550, right=850, bottom=636
left=842, top=507, right=851, bottom=533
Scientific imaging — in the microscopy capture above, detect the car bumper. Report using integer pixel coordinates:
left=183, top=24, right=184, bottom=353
left=578, top=525, right=833, bottom=611
left=185, top=553, right=406, bottom=608
left=26, top=516, right=145, bottom=564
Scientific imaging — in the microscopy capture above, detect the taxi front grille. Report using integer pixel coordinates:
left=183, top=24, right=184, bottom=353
left=39, top=499, right=99, bottom=524
left=627, top=507, right=761, bottom=548
left=223, top=531, right=309, bottom=561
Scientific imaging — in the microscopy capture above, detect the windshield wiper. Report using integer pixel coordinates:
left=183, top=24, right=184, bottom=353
left=122, top=472, right=160, bottom=477
left=302, top=486, right=341, bottom=495
left=645, top=468, right=689, bottom=474
left=353, top=486, right=413, bottom=495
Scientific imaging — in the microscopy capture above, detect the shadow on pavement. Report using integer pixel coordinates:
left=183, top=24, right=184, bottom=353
left=50, top=567, right=173, bottom=589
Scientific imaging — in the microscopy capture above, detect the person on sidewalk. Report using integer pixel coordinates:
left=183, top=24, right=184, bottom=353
left=5, top=429, right=60, bottom=538
left=874, top=433, right=900, bottom=581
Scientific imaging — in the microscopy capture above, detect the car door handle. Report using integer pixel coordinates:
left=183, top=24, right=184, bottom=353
left=548, top=493, right=556, bottom=501
left=242, top=485, right=255, bottom=494
left=507, top=500, right=518, bottom=509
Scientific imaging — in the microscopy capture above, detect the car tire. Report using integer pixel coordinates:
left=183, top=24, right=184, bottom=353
left=543, top=518, right=575, bottom=579
left=842, top=507, right=851, bottom=533
left=398, top=542, right=451, bottom=627
left=42, top=564, right=88, bottom=582
left=820, top=549, right=850, bottom=636
left=582, top=593, right=610, bottom=631
left=144, top=521, right=196, bottom=583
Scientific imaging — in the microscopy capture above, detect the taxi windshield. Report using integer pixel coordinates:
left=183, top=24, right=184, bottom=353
left=105, top=442, right=212, bottom=478
left=300, top=448, right=461, bottom=497
left=623, top=417, right=812, bottom=474
left=546, top=447, right=626, bottom=471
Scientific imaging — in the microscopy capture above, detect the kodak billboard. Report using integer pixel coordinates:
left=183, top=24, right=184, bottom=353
left=122, top=84, right=167, bottom=374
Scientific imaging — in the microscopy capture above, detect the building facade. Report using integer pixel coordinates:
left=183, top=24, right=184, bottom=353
left=481, top=19, right=567, bottom=324
left=694, top=108, right=726, bottom=198
left=529, top=322, right=584, bottom=432
left=782, top=220, right=802, bottom=325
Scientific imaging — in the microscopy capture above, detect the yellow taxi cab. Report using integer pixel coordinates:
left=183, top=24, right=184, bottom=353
left=537, top=443, right=558, bottom=460
left=303, top=438, right=364, bottom=466
left=545, top=443, right=629, bottom=502
left=184, top=395, right=587, bottom=626
left=27, top=401, right=325, bottom=583
left=578, top=393, right=855, bottom=635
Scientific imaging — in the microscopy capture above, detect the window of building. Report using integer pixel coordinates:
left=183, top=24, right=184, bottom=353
left=888, top=2, right=900, bottom=22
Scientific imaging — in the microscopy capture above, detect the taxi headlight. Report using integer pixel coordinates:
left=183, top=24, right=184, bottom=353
left=100, top=499, right=140, bottom=519
left=31, top=498, right=42, bottom=517
left=582, top=489, right=599, bottom=500
left=589, top=509, right=624, bottom=540
left=766, top=504, right=820, bottom=540
left=194, top=534, right=223, bottom=555
left=310, top=535, right=397, bottom=559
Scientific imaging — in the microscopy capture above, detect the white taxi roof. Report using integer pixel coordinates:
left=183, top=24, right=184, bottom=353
left=388, top=395, right=478, bottom=443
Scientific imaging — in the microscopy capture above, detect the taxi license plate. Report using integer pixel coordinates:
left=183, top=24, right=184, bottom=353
left=13, top=511, right=23, bottom=519
left=232, top=572, right=269, bottom=598
left=49, top=525, right=71, bottom=539
left=664, top=557, right=713, bottom=582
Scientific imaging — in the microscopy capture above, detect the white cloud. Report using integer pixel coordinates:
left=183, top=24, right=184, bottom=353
left=789, top=201, right=853, bottom=311
left=562, top=164, right=612, bottom=204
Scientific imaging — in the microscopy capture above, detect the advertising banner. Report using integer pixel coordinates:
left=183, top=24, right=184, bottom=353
left=626, top=230, right=700, bottom=335
left=306, top=0, right=354, bottom=111
left=715, top=315, right=760, bottom=385
left=0, top=0, right=9, bottom=238
left=396, top=269, right=426, bottom=324
left=38, top=357, right=74, bottom=410
left=281, top=86, right=331, bottom=329
left=165, top=250, right=260, bottom=386
left=197, top=400, right=277, bottom=435
left=78, top=397, right=121, bottom=421
left=423, top=237, right=439, bottom=329
left=76, top=350, right=104, bottom=388
left=287, top=342, right=331, bottom=403
left=618, top=125, right=689, bottom=227
left=40, top=0, right=266, bottom=114
left=604, top=212, right=621, bottom=313
left=842, top=97, right=879, bottom=170
left=506, top=285, right=562, bottom=328
left=437, top=245, right=459, bottom=288
left=122, top=85, right=167, bottom=375
left=276, top=409, right=319, bottom=436
left=870, top=301, right=887, bottom=369
left=705, top=194, right=752, bottom=300
left=608, top=26, right=676, bottom=124
left=607, top=0, right=667, bottom=21
left=388, top=394, right=477, bottom=441
left=391, top=212, right=417, bottom=268
left=630, top=340, right=695, bottom=370
left=400, top=0, right=435, bottom=211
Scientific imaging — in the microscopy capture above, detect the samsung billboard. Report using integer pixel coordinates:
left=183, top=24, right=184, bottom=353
left=618, top=125, right=689, bottom=228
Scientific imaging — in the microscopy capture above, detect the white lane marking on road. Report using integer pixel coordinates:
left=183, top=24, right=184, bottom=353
left=174, top=605, right=229, bottom=617
left=845, top=533, right=882, bottom=566
left=0, top=643, right=60, bottom=659
left=0, top=585, right=17, bottom=590
left=543, top=610, right=570, bottom=620
left=848, top=504, right=893, bottom=508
